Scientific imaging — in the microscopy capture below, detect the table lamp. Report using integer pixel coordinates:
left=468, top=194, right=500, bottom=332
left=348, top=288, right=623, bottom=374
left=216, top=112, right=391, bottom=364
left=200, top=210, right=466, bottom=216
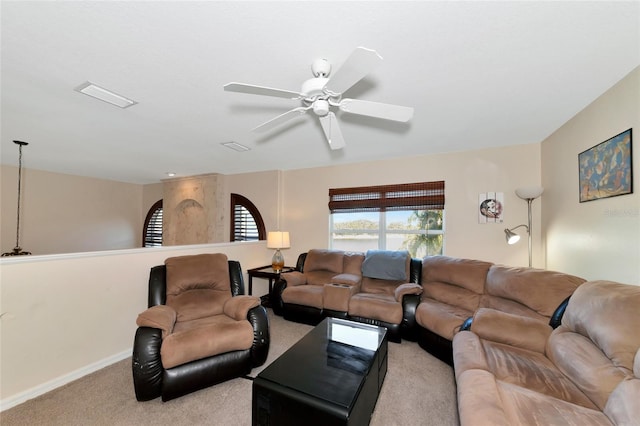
left=267, top=231, right=290, bottom=271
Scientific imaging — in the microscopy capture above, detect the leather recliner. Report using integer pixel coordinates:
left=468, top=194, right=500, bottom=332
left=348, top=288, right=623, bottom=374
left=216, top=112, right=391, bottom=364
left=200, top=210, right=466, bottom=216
left=132, top=253, right=269, bottom=401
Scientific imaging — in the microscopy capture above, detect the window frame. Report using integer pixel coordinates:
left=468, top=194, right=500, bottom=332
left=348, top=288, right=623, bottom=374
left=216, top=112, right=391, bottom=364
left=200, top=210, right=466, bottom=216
left=142, top=199, right=163, bottom=247
left=230, top=193, right=266, bottom=242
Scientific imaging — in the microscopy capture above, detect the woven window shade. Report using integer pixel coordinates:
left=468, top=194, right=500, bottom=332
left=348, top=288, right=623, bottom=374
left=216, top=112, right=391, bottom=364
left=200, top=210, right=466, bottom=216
left=328, top=181, right=445, bottom=214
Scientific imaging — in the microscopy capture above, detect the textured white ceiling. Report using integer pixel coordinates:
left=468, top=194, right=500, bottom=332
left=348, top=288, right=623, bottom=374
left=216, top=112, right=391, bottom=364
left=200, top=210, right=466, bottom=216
left=1, top=1, right=639, bottom=184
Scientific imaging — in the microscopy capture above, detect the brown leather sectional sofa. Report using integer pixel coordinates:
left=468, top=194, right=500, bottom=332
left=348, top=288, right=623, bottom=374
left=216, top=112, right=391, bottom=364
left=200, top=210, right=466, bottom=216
left=272, top=250, right=640, bottom=424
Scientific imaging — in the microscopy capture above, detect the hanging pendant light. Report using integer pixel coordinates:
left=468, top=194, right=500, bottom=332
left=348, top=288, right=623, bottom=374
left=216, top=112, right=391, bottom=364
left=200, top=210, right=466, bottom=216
left=2, top=140, right=31, bottom=256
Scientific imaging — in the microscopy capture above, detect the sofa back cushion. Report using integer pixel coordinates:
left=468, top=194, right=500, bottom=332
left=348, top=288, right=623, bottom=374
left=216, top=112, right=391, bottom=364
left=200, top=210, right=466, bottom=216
left=165, top=253, right=231, bottom=321
left=547, top=280, right=640, bottom=411
left=343, top=251, right=365, bottom=276
left=481, top=265, right=585, bottom=321
left=360, top=251, right=410, bottom=295
left=304, top=249, right=344, bottom=274
left=421, top=256, right=492, bottom=312
left=362, top=250, right=409, bottom=281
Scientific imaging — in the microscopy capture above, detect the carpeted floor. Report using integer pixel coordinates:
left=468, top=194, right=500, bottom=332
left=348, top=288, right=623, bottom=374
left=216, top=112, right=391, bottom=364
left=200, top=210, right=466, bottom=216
left=1, top=310, right=459, bottom=425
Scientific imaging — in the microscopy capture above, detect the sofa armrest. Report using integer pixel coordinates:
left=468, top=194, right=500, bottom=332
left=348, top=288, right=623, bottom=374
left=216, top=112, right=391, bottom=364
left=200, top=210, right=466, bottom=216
left=136, top=305, right=177, bottom=338
left=281, top=271, right=307, bottom=286
left=223, top=295, right=261, bottom=321
left=132, top=326, right=163, bottom=401
left=470, top=308, right=552, bottom=353
left=331, top=273, right=361, bottom=288
left=247, top=304, right=270, bottom=367
left=395, top=282, right=423, bottom=302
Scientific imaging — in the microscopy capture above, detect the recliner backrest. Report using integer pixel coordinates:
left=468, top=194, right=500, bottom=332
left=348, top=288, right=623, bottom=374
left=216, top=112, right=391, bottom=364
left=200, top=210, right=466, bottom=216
left=481, top=265, right=585, bottom=322
left=164, top=253, right=232, bottom=322
left=421, top=256, right=493, bottom=312
left=304, top=249, right=344, bottom=274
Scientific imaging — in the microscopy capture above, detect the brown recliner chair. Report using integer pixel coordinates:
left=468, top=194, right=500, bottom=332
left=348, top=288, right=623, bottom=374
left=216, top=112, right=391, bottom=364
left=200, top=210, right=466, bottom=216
left=132, top=253, right=269, bottom=401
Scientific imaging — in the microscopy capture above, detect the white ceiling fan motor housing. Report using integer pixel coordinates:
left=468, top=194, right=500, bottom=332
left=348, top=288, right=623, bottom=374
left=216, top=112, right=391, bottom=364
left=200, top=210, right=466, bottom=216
left=312, top=99, right=329, bottom=116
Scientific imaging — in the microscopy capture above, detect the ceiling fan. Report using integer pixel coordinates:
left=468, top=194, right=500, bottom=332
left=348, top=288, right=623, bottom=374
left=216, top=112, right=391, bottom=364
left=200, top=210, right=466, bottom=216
left=224, top=47, right=414, bottom=150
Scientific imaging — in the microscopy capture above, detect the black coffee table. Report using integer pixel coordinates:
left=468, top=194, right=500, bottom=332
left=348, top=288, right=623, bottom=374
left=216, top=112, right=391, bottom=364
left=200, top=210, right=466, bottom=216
left=252, top=318, right=388, bottom=426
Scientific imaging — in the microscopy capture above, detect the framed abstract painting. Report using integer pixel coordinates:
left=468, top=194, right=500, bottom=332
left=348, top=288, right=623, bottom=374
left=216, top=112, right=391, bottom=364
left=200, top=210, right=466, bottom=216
left=578, top=128, right=633, bottom=202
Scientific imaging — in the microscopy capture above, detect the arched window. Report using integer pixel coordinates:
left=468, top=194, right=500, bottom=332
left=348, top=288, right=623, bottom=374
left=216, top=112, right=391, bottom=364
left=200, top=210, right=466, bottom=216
left=230, top=194, right=265, bottom=242
left=143, top=200, right=163, bottom=247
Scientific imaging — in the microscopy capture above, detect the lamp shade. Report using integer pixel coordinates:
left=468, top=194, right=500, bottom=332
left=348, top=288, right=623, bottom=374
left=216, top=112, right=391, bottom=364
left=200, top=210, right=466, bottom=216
left=504, top=228, right=521, bottom=244
left=515, top=186, right=544, bottom=200
left=267, top=231, right=290, bottom=249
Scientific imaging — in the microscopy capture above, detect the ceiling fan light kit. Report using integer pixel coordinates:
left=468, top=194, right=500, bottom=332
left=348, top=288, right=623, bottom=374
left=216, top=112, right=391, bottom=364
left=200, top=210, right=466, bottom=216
left=224, top=47, right=414, bottom=150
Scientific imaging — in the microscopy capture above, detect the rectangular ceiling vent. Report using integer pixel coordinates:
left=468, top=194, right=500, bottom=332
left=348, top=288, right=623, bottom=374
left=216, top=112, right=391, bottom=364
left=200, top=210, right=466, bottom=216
left=74, top=82, right=137, bottom=108
left=221, top=141, right=250, bottom=152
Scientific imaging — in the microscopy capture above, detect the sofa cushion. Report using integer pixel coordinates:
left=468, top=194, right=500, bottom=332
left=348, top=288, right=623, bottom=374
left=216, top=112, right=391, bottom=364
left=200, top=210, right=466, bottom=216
left=342, top=251, right=365, bottom=275
left=416, top=298, right=473, bottom=340
left=362, top=250, right=409, bottom=281
left=305, top=249, right=344, bottom=274
left=167, top=289, right=230, bottom=322
left=165, top=253, right=232, bottom=321
left=422, top=280, right=482, bottom=313
left=360, top=276, right=404, bottom=295
left=161, top=314, right=254, bottom=369
left=165, top=253, right=231, bottom=294
left=457, top=368, right=611, bottom=426
left=453, top=330, right=598, bottom=410
left=282, top=285, right=324, bottom=309
left=604, top=349, right=640, bottom=425
left=483, top=265, right=584, bottom=319
left=422, top=256, right=492, bottom=296
left=349, top=293, right=403, bottom=324
left=305, top=270, right=340, bottom=287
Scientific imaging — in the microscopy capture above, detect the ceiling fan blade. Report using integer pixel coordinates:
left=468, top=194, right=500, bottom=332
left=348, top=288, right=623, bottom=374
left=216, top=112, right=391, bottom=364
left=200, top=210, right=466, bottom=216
left=338, top=98, right=414, bottom=122
left=318, top=112, right=346, bottom=150
left=224, top=82, right=302, bottom=100
left=323, top=47, right=383, bottom=96
left=251, top=107, right=310, bottom=133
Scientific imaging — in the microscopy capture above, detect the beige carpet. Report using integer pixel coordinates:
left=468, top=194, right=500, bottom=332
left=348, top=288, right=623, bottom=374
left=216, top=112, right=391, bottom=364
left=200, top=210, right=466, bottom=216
left=1, top=310, right=458, bottom=425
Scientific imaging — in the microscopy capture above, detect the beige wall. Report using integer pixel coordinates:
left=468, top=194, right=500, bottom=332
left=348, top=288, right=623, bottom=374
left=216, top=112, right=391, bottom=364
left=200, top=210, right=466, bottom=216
left=541, top=67, right=639, bottom=285
left=1, top=167, right=142, bottom=255
left=282, top=143, right=542, bottom=267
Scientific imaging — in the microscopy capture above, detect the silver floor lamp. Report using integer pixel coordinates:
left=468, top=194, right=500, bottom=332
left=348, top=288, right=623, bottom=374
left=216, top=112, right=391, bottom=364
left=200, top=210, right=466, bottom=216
left=504, top=186, right=544, bottom=267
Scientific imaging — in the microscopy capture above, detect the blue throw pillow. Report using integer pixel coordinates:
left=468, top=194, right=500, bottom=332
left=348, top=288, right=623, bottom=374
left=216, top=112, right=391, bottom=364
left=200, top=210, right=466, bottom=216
left=361, top=250, right=408, bottom=281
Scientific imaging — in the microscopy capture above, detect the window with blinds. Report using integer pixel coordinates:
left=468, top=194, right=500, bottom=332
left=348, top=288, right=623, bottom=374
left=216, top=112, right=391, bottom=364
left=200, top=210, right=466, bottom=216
left=329, top=181, right=445, bottom=257
left=328, top=181, right=445, bottom=213
left=143, top=200, right=163, bottom=247
left=231, top=193, right=266, bottom=242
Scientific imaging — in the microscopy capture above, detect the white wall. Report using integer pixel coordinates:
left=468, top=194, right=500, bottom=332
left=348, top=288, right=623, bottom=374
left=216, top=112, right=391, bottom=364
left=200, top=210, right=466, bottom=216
left=541, top=67, right=639, bottom=285
left=0, top=242, right=267, bottom=410
left=282, top=143, right=542, bottom=268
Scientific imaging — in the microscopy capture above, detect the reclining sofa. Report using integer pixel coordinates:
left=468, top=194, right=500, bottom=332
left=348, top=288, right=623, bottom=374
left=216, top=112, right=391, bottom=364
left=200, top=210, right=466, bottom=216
left=415, top=255, right=585, bottom=364
left=271, top=249, right=422, bottom=342
left=453, top=280, right=640, bottom=425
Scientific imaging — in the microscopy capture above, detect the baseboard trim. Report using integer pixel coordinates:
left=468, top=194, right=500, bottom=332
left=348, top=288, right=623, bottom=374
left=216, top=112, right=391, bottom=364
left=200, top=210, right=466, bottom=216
left=1, top=349, right=131, bottom=412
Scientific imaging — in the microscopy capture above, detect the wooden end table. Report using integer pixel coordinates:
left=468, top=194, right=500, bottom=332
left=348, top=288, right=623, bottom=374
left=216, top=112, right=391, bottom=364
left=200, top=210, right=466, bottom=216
left=247, top=265, right=295, bottom=304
